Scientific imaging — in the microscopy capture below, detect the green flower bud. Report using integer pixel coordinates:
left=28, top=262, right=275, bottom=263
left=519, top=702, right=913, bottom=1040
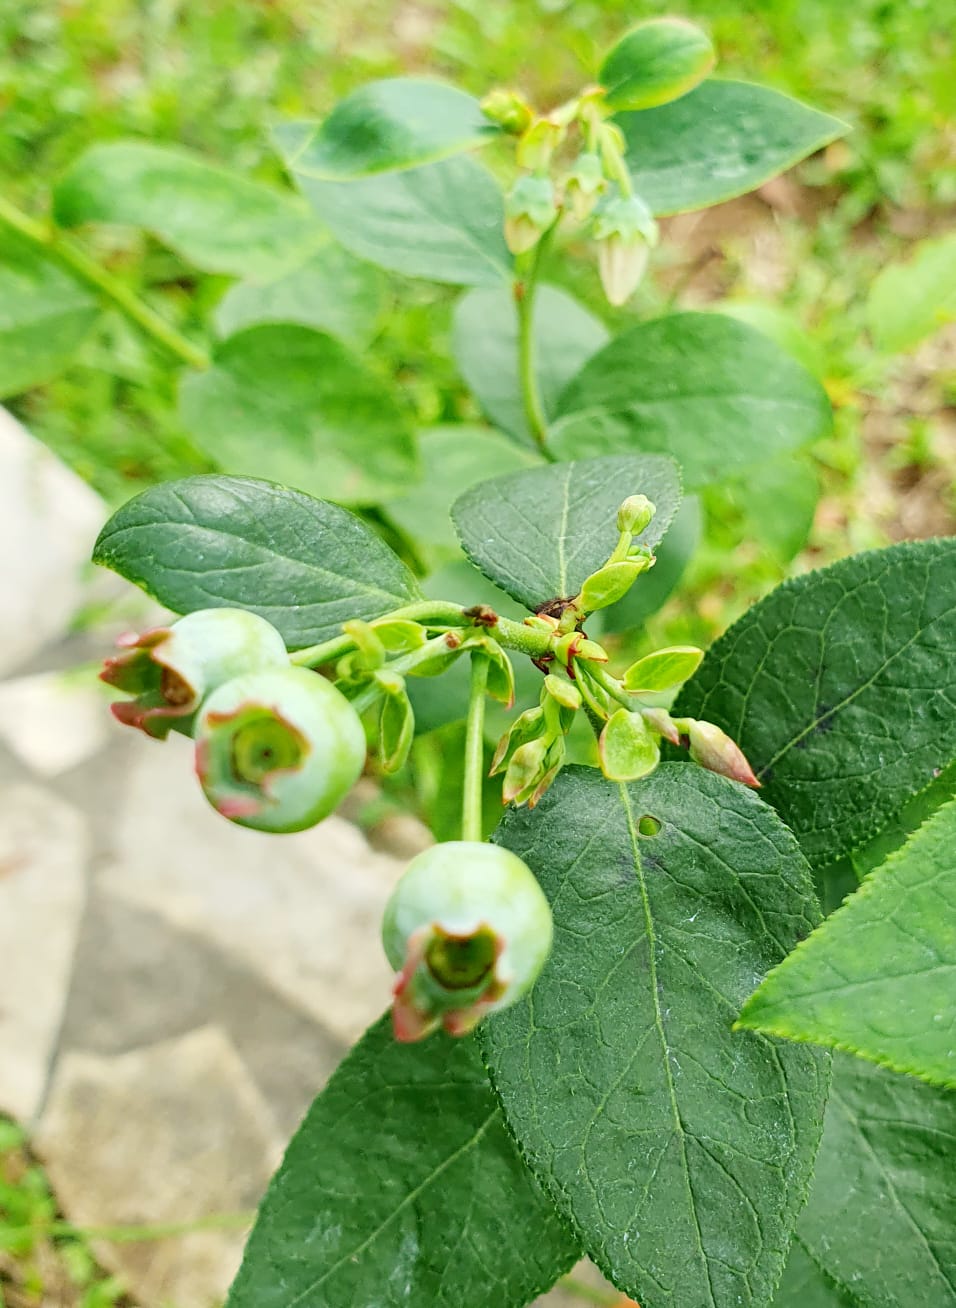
left=382, top=841, right=553, bottom=1041
left=592, top=194, right=659, bottom=306
left=480, top=87, right=534, bottom=135
left=673, top=717, right=761, bottom=788
left=505, top=175, right=558, bottom=254
left=564, top=151, right=606, bottom=222
left=617, top=494, right=656, bottom=535
left=194, top=666, right=366, bottom=831
left=100, top=608, right=288, bottom=739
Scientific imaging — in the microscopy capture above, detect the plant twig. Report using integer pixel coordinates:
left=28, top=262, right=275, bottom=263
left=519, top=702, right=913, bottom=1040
left=0, top=194, right=210, bottom=371
left=515, top=219, right=560, bottom=456
left=462, top=652, right=489, bottom=841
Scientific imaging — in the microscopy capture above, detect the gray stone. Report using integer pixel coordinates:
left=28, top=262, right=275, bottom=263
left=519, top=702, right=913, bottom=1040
left=58, top=888, right=344, bottom=1136
left=99, top=735, right=404, bottom=1043
left=0, top=408, right=107, bottom=678
left=0, top=784, right=89, bottom=1123
left=0, top=667, right=112, bottom=777
left=35, top=1026, right=281, bottom=1308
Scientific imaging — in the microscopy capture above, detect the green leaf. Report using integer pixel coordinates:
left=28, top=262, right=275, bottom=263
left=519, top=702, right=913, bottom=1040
left=0, top=228, right=100, bottom=396
left=452, top=284, right=609, bottom=446
left=281, top=151, right=511, bottom=286
left=214, top=244, right=384, bottom=346
left=773, top=1241, right=864, bottom=1308
left=851, top=761, right=956, bottom=880
left=797, top=1054, right=956, bottom=1308
left=738, top=795, right=956, bottom=1088
left=867, top=232, right=956, bottom=354
left=623, top=646, right=703, bottom=693
left=179, top=324, right=418, bottom=506
left=53, top=141, right=320, bottom=280
left=387, top=425, right=538, bottom=570
left=451, top=454, right=681, bottom=610
left=600, top=18, right=715, bottom=112
left=378, top=680, right=415, bottom=773
left=619, top=80, right=849, bottom=216
left=675, top=540, right=956, bottom=864
left=598, top=708, right=660, bottom=779
left=92, top=474, right=421, bottom=649
left=482, top=764, right=829, bottom=1308
left=707, top=456, right=820, bottom=565
left=274, top=79, right=497, bottom=181
left=548, top=313, right=831, bottom=489
left=227, top=1015, right=578, bottom=1308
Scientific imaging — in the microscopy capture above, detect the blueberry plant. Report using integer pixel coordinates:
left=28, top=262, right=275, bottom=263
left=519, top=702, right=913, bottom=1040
left=3, top=14, right=956, bottom=1308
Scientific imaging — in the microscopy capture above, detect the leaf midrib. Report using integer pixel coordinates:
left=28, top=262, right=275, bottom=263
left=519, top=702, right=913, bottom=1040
left=97, top=518, right=410, bottom=609
left=756, top=612, right=945, bottom=779
left=831, top=1088, right=956, bottom=1298
left=619, top=784, right=717, bottom=1307
left=282, top=1109, right=498, bottom=1306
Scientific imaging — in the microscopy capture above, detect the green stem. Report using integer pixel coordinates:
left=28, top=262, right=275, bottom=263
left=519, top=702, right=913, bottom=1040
left=587, top=663, right=634, bottom=710
left=576, top=665, right=611, bottom=721
left=291, top=603, right=554, bottom=669
left=462, top=653, right=489, bottom=842
left=515, top=219, right=560, bottom=456
left=0, top=194, right=210, bottom=372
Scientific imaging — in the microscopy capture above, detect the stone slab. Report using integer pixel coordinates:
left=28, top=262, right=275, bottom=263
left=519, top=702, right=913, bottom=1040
left=35, top=1026, right=281, bottom=1308
left=0, top=409, right=106, bottom=678
left=0, top=784, right=89, bottom=1123
left=98, top=734, right=403, bottom=1044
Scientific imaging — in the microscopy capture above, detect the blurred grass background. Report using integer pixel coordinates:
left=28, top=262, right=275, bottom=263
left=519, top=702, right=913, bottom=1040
left=1, top=3, right=953, bottom=1302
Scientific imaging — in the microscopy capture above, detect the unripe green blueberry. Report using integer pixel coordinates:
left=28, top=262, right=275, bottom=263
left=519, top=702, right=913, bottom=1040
left=382, top=841, right=553, bottom=1041
left=194, top=666, right=366, bottom=832
left=100, top=608, right=289, bottom=739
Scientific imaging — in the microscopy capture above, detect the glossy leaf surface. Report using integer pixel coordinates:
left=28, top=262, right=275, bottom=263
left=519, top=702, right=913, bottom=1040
left=676, top=540, right=956, bottom=862
left=93, top=474, right=421, bottom=648
left=483, top=765, right=828, bottom=1308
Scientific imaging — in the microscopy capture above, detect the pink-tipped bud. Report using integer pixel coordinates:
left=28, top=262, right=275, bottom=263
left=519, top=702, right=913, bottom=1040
left=675, top=717, right=761, bottom=788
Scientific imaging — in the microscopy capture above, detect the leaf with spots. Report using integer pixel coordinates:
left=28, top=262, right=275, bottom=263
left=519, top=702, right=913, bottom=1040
left=675, top=540, right=956, bottom=863
left=797, top=1054, right=956, bottom=1308
left=451, top=455, right=681, bottom=610
left=92, top=474, right=421, bottom=649
left=226, top=1015, right=579, bottom=1308
left=482, top=764, right=829, bottom=1308
left=738, top=795, right=956, bottom=1089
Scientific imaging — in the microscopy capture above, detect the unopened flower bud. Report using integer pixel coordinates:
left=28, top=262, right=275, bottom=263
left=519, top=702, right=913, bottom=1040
left=194, top=666, right=366, bottom=831
left=642, top=707, right=681, bottom=745
left=505, top=175, right=558, bottom=254
left=592, top=194, right=658, bottom=306
left=617, top=494, right=656, bottom=535
left=674, top=717, right=761, bottom=788
left=564, top=151, right=605, bottom=223
left=382, top=841, right=553, bottom=1041
left=100, top=608, right=288, bottom=739
left=480, top=87, right=534, bottom=135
